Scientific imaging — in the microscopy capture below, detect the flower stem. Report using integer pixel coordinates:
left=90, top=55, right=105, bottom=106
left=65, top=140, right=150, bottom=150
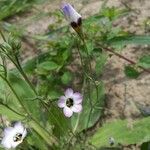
left=0, top=74, right=57, bottom=145
left=14, top=56, right=38, bottom=95
left=100, top=45, right=150, bottom=73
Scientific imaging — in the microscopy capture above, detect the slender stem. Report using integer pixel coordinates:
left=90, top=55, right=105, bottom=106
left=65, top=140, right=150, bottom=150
left=100, top=45, right=150, bottom=73
left=0, top=30, right=6, bottom=42
left=0, top=74, right=56, bottom=144
left=0, top=74, right=29, bottom=114
left=0, top=102, right=26, bottom=118
left=79, top=31, right=92, bottom=72
left=73, top=114, right=81, bottom=133
left=15, top=56, right=38, bottom=95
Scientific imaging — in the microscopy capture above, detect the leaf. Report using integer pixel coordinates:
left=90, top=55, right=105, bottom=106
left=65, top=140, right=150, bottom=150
left=138, top=55, right=150, bottom=69
left=124, top=66, right=140, bottom=78
left=107, top=35, right=150, bottom=46
left=95, top=52, right=108, bottom=76
left=36, top=61, right=59, bottom=75
left=27, top=131, right=48, bottom=150
left=90, top=117, right=150, bottom=148
left=0, top=104, right=24, bottom=120
left=8, top=72, right=40, bottom=120
left=141, top=141, right=150, bottom=150
left=47, top=104, right=71, bottom=138
left=61, top=72, right=72, bottom=85
left=29, top=120, right=57, bottom=146
left=71, top=82, right=105, bottom=132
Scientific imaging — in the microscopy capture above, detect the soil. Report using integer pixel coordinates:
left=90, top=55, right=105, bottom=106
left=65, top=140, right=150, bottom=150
left=2, top=0, right=150, bottom=149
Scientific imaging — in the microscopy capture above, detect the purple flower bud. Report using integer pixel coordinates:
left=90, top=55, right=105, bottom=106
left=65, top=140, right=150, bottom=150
left=61, top=3, right=82, bottom=29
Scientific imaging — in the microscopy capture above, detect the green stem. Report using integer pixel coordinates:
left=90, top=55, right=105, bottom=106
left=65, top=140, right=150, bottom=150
left=0, top=74, right=57, bottom=145
left=0, top=30, right=6, bottom=42
left=15, top=56, right=37, bottom=95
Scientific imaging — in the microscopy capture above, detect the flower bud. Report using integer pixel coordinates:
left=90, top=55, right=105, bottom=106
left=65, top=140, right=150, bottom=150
left=61, top=3, right=82, bottom=32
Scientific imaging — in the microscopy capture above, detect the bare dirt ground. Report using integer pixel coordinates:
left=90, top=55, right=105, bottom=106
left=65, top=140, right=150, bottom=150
left=5, top=0, right=150, bottom=149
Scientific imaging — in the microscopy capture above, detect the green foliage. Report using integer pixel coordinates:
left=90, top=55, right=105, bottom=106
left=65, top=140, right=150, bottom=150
left=71, top=82, right=105, bottom=132
left=61, top=71, right=72, bottom=85
left=0, top=104, right=24, bottom=120
left=8, top=72, right=40, bottom=119
left=0, top=0, right=37, bottom=20
left=124, top=66, right=140, bottom=78
left=90, top=117, right=150, bottom=148
left=107, top=35, right=150, bottom=46
left=138, top=55, right=150, bottom=69
left=36, top=61, right=59, bottom=75
left=141, top=141, right=150, bottom=150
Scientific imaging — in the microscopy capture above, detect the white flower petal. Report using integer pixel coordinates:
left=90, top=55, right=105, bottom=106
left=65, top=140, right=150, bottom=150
left=72, top=104, right=82, bottom=113
left=1, top=138, right=12, bottom=149
left=4, top=127, right=14, bottom=135
left=1, top=122, right=27, bottom=149
left=58, top=96, right=66, bottom=108
left=22, top=128, right=27, bottom=139
left=73, top=92, right=83, bottom=104
left=14, top=122, right=24, bottom=133
left=65, top=88, right=73, bottom=98
left=63, top=107, right=73, bottom=117
left=11, top=140, right=22, bottom=148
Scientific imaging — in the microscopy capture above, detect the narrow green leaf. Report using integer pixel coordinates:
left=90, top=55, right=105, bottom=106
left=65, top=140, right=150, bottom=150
left=0, top=104, right=24, bottom=120
left=108, top=35, right=150, bottom=46
left=29, top=120, right=57, bottom=146
left=95, top=52, right=107, bottom=75
left=8, top=72, right=40, bottom=120
left=47, top=104, right=71, bottom=137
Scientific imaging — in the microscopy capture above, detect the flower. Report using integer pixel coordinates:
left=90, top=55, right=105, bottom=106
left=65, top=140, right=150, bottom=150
left=61, top=3, right=82, bottom=30
left=58, top=88, right=83, bottom=117
left=1, top=122, right=27, bottom=149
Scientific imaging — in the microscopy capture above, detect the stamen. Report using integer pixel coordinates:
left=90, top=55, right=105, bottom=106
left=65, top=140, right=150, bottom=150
left=66, top=98, right=74, bottom=107
left=71, top=22, right=78, bottom=28
left=13, top=133, right=22, bottom=142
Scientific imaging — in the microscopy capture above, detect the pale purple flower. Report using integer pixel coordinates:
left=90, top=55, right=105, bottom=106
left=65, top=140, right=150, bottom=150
left=58, top=88, right=83, bottom=117
left=1, top=122, right=27, bottom=149
left=61, top=3, right=82, bottom=29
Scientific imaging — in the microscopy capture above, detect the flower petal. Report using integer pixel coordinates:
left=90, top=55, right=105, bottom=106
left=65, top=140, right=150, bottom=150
left=4, top=127, right=14, bottom=135
left=63, top=107, right=73, bottom=117
left=58, top=96, right=66, bottom=108
left=73, top=92, right=83, bottom=104
left=72, top=104, right=82, bottom=113
left=62, top=3, right=81, bottom=23
left=11, top=140, right=22, bottom=148
left=22, top=128, right=27, bottom=139
left=65, top=88, right=73, bottom=98
left=1, top=137, right=12, bottom=149
left=14, top=122, right=24, bottom=133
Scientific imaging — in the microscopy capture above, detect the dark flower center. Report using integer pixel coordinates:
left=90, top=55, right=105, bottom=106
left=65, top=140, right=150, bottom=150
left=13, top=133, right=22, bottom=142
left=71, top=17, right=82, bottom=29
left=66, top=98, right=74, bottom=107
